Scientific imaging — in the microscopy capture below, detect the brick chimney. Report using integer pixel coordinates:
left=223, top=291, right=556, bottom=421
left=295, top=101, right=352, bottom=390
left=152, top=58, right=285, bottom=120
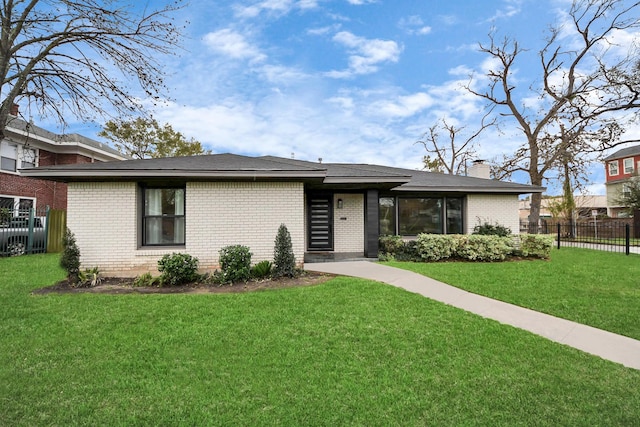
left=468, top=160, right=491, bottom=179
left=9, top=103, right=19, bottom=116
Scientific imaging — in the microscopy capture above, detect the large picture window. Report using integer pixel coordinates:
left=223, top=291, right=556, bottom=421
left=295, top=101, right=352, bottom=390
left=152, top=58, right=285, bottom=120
left=380, top=196, right=463, bottom=236
left=142, top=187, right=185, bottom=246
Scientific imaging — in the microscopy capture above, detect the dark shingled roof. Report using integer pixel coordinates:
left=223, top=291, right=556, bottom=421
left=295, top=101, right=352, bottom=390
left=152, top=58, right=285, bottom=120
left=603, top=145, right=640, bottom=161
left=22, top=153, right=544, bottom=194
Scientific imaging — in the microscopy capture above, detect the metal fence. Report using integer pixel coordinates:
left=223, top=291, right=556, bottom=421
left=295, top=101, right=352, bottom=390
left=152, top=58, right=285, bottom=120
left=521, top=219, right=639, bottom=255
left=0, top=206, right=50, bottom=256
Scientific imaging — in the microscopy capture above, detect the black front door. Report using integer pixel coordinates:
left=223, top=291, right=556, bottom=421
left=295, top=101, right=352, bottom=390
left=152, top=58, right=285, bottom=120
left=307, top=195, right=333, bottom=251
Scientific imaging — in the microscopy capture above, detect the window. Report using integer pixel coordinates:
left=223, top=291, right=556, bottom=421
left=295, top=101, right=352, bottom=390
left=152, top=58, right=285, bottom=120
left=624, top=158, right=634, bottom=174
left=379, top=197, right=396, bottom=235
left=0, top=195, right=36, bottom=223
left=608, top=161, right=619, bottom=176
left=0, top=142, right=17, bottom=172
left=142, top=187, right=185, bottom=246
left=0, top=142, right=37, bottom=171
left=380, top=196, right=464, bottom=236
left=20, top=147, right=36, bottom=169
left=446, top=198, right=463, bottom=234
left=622, top=183, right=632, bottom=198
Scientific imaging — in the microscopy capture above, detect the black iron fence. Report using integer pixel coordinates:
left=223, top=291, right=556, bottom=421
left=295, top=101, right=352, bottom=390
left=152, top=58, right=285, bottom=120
left=521, top=219, right=639, bottom=255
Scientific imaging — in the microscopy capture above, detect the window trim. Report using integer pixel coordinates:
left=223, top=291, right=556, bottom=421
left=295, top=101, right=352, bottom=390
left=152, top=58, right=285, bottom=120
left=608, top=160, right=619, bottom=176
left=624, top=158, right=634, bottom=175
left=140, top=185, right=186, bottom=247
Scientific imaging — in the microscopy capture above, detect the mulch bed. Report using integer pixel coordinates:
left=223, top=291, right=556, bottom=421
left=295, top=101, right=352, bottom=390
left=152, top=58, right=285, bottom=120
left=32, top=272, right=335, bottom=295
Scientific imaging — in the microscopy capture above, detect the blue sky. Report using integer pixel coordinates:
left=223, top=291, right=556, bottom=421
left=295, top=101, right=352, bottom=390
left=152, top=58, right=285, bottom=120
left=58, top=0, right=640, bottom=195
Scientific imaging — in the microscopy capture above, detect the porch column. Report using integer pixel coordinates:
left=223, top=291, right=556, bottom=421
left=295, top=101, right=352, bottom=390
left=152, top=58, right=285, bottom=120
left=364, top=189, right=379, bottom=258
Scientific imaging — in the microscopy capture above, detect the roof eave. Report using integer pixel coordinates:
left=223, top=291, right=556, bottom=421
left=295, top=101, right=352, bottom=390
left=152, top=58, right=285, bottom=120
left=323, top=176, right=411, bottom=184
left=20, top=169, right=328, bottom=181
left=393, top=185, right=546, bottom=194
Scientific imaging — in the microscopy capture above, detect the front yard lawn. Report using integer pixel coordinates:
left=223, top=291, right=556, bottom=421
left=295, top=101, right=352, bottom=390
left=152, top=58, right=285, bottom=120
left=1, top=254, right=639, bottom=426
left=385, top=248, right=640, bottom=340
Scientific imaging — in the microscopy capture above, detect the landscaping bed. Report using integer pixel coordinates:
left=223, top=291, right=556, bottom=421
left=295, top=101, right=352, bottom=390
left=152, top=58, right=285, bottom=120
left=33, top=271, right=334, bottom=295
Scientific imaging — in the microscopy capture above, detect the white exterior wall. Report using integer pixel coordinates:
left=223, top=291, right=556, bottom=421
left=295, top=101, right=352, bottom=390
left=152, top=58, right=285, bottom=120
left=187, top=182, right=304, bottom=269
left=466, top=194, right=520, bottom=234
left=333, top=193, right=364, bottom=253
left=67, top=181, right=304, bottom=276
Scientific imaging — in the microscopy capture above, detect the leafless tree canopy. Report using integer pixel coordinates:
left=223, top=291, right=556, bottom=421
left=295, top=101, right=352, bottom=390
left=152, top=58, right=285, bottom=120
left=416, top=111, right=495, bottom=175
left=0, top=0, right=185, bottom=137
left=468, top=0, right=640, bottom=226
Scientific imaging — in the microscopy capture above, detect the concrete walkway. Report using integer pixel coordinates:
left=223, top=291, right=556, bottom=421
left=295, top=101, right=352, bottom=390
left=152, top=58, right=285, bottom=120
left=305, top=261, right=640, bottom=370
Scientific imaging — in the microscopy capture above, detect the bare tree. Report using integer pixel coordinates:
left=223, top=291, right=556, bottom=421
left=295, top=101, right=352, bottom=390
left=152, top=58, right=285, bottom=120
left=468, top=0, right=640, bottom=228
left=416, top=112, right=495, bottom=175
left=0, top=0, right=185, bottom=138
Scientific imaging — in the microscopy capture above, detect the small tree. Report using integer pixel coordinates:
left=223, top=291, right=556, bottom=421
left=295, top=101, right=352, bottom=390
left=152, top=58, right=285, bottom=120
left=60, top=228, right=81, bottom=283
left=273, top=224, right=296, bottom=278
left=614, top=175, right=640, bottom=214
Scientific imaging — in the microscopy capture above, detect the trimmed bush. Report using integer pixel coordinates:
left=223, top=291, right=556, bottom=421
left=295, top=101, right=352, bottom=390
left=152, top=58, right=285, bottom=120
left=415, top=234, right=457, bottom=261
left=518, top=234, right=554, bottom=259
left=251, top=260, right=272, bottom=279
left=455, top=235, right=513, bottom=261
left=157, top=253, right=200, bottom=286
left=379, top=235, right=404, bottom=254
left=273, top=224, right=297, bottom=278
left=60, top=228, right=81, bottom=283
left=219, top=245, right=252, bottom=283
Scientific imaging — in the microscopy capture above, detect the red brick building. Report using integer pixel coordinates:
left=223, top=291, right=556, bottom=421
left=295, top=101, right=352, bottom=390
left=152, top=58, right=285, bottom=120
left=604, top=145, right=640, bottom=217
left=0, top=106, right=126, bottom=214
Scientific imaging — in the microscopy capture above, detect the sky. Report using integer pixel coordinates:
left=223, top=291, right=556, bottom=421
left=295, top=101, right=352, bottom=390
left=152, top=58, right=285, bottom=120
left=53, top=0, right=640, bottom=195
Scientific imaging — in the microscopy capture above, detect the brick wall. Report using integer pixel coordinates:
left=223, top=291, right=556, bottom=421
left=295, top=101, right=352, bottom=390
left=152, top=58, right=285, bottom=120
left=1, top=149, right=94, bottom=210
left=466, top=194, right=520, bottom=234
left=333, top=193, right=364, bottom=253
left=68, top=181, right=305, bottom=276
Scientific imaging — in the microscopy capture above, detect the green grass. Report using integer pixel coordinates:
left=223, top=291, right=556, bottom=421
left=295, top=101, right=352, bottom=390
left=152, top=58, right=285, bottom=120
left=1, top=254, right=640, bottom=425
left=385, top=248, right=640, bottom=340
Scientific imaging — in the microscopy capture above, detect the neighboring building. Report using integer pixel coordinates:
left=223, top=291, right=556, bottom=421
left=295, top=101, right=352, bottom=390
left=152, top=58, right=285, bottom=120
left=23, top=154, right=544, bottom=275
left=0, top=105, right=126, bottom=215
left=519, top=195, right=608, bottom=221
left=604, top=145, right=640, bottom=217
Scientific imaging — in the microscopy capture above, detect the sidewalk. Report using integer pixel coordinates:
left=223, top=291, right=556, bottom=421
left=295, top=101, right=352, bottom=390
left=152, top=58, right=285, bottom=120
left=305, top=261, right=640, bottom=370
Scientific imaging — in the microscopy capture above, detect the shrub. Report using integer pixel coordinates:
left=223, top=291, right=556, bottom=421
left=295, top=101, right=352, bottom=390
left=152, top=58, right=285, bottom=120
left=76, top=266, right=102, bottom=288
left=379, top=235, right=404, bottom=255
left=473, top=220, right=512, bottom=237
left=133, top=272, right=162, bottom=287
left=455, top=235, right=513, bottom=261
left=251, top=260, right=272, bottom=279
left=415, top=234, right=457, bottom=261
left=157, top=253, right=199, bottom=286
left=219, top=245, right=252, bottom=283
left=273, top=224, right=297, bottom=278
left=60, top=228, right=81, bottom=283
left=518, top=234, right=554, bottom=259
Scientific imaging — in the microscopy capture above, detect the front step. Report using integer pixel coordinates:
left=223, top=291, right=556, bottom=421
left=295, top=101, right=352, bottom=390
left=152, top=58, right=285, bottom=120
left=304, top=252, right=374, bottom=263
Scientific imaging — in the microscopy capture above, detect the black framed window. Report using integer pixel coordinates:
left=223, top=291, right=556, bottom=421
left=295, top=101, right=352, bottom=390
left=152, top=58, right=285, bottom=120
left=142, top=187, right=185, bottom=246
left=380, top=196, right=464, bottom=235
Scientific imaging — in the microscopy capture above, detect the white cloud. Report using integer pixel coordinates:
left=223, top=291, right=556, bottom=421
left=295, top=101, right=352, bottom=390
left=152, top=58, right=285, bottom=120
left=326, top=31, right=402, bottom=78
left=346, top=0, right=377, bottom=5
left=233, top=0, right=318, bottom=18
left=203, top=29, right=266, bottom=63
left=369, top=93, right=434, bottom=118
left=485, top=0, right=523, bottom=22
left=398, top=15, right=432, bottom=36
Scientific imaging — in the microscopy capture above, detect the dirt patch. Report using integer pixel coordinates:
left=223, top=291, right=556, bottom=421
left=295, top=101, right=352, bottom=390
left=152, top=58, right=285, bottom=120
left=32, top=272, right=336, bottom=295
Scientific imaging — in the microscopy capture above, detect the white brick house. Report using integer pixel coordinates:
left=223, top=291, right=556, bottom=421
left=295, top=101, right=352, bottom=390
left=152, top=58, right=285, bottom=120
left=24, top=154, right=544, bottom=275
